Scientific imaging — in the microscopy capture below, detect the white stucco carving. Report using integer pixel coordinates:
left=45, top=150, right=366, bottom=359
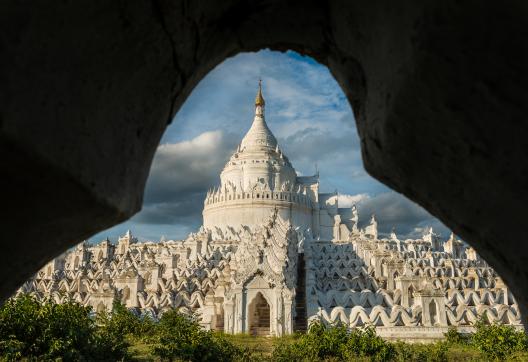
left=19, top=82, right=522, bottom=340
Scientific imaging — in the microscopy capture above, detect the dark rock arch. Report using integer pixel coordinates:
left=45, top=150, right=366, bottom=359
left=2, top=1, right=528, bottom=323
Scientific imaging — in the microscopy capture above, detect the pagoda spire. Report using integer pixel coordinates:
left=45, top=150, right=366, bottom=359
left=255, top=79, right=265, bottom=107
left=239, top=79, right=277, bottom=151
left=254, top=79, right=265, bottom=118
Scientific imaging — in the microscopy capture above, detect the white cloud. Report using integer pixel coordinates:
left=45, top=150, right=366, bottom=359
left=334, top=193, right=370, bottom=208
left=146, top=130, right=238, bottom=203
left=356, top=192, right=451, bottom=239
left=90, top=50, right=453, bottom=244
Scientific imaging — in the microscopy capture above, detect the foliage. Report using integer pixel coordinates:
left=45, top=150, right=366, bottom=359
left=443, top=326, right=468, bottom=346
left=0, top=294, right=127, bottom=361
left=93, top=300, right=148, bottom=360
left=343, top=326, right=396, bottom=361
left=393, top=341, right=448, bottom=362
left=471, top=318, right=528, bottom=360
left=4, top=296, right=528, bottom=362
left=151, top=309, right=245, bottom=361
left=271, top=322, right=395, bottom=361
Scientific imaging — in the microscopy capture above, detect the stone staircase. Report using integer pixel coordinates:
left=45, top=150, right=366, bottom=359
left=250, top=306, right=270, bottom=336
left=215, top=312, right=224, bottom=331
left=294, top=253, right=307, bottom=332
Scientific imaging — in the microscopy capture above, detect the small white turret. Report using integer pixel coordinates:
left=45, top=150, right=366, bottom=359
left=365, top=215, right=378, bottom=240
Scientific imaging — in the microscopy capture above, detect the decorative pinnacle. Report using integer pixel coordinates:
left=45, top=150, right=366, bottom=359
left=255, top=79, right=265, bottom=106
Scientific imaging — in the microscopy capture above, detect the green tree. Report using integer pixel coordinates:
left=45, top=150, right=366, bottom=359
left=471, top=318, right=528, bottom=360
left=0, top=295, right=131, bottom=361
left=272, top=322, right=395, bottom=361
left=342, top=326, right=395, bottom=361
left=151, top=309, right=242, bottom=361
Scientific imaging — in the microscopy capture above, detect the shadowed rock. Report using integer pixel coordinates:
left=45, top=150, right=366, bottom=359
left=1, top=1, right=527, bottom=324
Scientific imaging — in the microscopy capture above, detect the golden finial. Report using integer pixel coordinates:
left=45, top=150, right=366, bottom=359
left=255, top=79, right=265, bottom=106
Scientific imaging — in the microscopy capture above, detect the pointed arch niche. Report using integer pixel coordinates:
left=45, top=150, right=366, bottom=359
left=248, top=292, right=271, bottom=336
left=242, top=274, right=275, bottom=336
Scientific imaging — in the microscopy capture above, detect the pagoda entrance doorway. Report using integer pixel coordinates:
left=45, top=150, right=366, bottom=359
left=248, top=292, right=270, bottom=336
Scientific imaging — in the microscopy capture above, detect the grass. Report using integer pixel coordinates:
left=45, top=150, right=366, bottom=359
left=444, top=345, right=483, bottom=361
left=222, top=333, right=277, bottom=356
left=127, top=337, right=156, bottom=361
left=126, top=333, right=297, bottom=361
left=127, top=334, right=528, bottom=361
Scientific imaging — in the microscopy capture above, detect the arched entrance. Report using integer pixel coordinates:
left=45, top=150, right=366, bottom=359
left=429, top=300, right=438, bottom=326
left=248, top=292, right=270, bottom=336
left=408, top=284, right=415, bottom=306
left=96, top=301, right=106, bottom=314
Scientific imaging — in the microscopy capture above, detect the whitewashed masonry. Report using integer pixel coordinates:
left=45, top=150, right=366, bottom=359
left=19, top=82, right=522, bottom=340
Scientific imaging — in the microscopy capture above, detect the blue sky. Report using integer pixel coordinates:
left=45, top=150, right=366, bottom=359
left=90, top=50, right=450, bottom=243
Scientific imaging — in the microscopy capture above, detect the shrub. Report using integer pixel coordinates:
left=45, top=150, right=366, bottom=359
left=271, top=322, right=395, bottom=361
left=0, top=295, right=128, bottom=361
left=93, top=300, right=143, bottom=360
left=471, top=318, right=528, bottom=360
left=272, top=322, right=348, bottom=361
left=443, top=326, right=468, bottom=345
left=342, top=326, right=395, bottom=361
left=151, top=309, right=243, bottom=361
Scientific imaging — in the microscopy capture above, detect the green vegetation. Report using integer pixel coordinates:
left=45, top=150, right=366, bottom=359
left=471, top=319, right=528, bottom=360
left=150, top=310, right=245, bottom=361
left=1, top=296, right=528, bottom=361
left=0, top=295, right=131, bottom=361
left=272, top=322, right=395, bottom=361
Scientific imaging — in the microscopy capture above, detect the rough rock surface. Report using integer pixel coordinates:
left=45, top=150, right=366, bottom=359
left=1, top=1, right=528, bottom=322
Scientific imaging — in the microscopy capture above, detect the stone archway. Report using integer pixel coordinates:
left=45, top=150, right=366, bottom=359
left=248, top=292, right=271, bottom=336
left=408, top=284, right=415, bottom=307
left=2, top=1, right=528, bottom=324
left=121, top=286, right=130, bottom=305
left=429, top=300, right=438, bottom=326
left=96, top=302, right=106, bottom=314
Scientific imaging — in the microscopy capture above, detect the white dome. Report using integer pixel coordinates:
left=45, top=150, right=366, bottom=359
left=203, top=82, right=314, bottom=232
left=219, top=84, right=296, bottom=191
left=239, top=115, right=277, bottom=152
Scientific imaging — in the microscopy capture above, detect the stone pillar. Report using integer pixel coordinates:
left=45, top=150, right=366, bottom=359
left=186, top=239, right=198, bottom=261
left=312, top=208, right=320, bottom=239
left=177, top=248, right=188, bottom=268
left=147, top=264, right=160, bottom=292
left=304, top=245, right=318, bottom=318
left=115, top=272, right=143, bottom=308
left=372, top=254, right=383, bottom=278
left=361, top=243, right=376, bottom=263
left=223, top=296, right=235, bottom=334
left=426, top=251, right=435, bottom=268
left=234, top=288, right=244, bottom=333
left=199, top=292, right=216, bottom=330
left=386, top=259, right=404, bottom=291
left=274, top=290, right=284, bottom=336
left=283, top=289, right=294, bottom=335
left=468, top=268, right=479, bottom=290
left=100, top=239, right=114, bottom=259
left=415, top=290, right=447, bottom=326
left=160, top=254, right=177, bottom=278
left=496, top=278, right=509, bottom=305
left=372, top=251, right=390, bottom=278
left=200, top=236, right=210, bottom=256
left=395, top=276, right=420, bottom=308
left=444, top=260, right=455, bottom=277
left=466, top=247, right=478, bottom=261
left=333, top=215, right=341, bottom=241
